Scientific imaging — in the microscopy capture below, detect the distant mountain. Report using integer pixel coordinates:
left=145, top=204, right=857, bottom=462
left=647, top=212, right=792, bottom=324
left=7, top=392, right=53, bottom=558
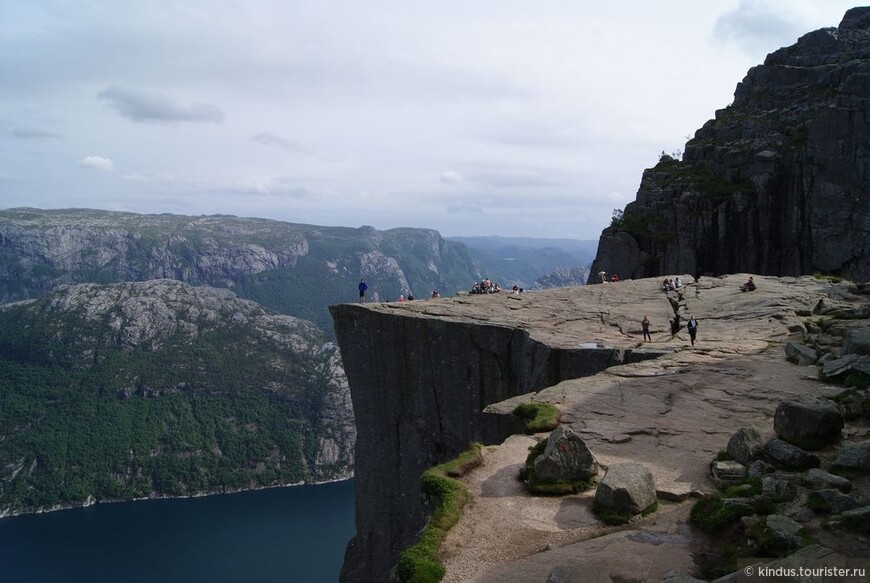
left=0, top=279, right=353, bottom=516
left=0, top=208, right=483, bottom=335
left=535, top=265, right=592, bottom=289
left=448, top=236, right=597, bottom=289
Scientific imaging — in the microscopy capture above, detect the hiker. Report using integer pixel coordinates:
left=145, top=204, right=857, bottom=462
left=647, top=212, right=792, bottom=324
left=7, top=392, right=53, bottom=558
left=358, top=279, right=368, bottom=303
left=432, top=290, right=441, bottom=298
left=599, top=271, right=607, bottom=284
left=641, top=315, right=652, bottom=342
left=741, top=277, right=756, bottom=292
left=687, top=316, right=698, bottom=346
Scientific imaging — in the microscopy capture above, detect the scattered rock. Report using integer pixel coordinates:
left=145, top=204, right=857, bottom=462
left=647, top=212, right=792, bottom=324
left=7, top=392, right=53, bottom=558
left=808, top=489, right=861, bottom=514
left=762, top=476, right=798, bottom=502
left=785, top=342, right=817, bottom=365
left=594, top=463, right=657, bottom=515
left=830, top=441, right=870, bottom=476
left=803, top=468, right=852, bottom=493
left=711, top=460, right=746, bottom=484
left=753, top=514, right=804, bottom=554
left=656, top=484, right=694, bottom=502
left=726, top=426, right=765, bottom=465
left=773, top=397, right=843, bottom=450
left=842, top=328, right=870, bottom=356
left=840, top=506, right=870, bottom=532
left=760, top=438, right=820, bottom=471
left=533, top=425, right=599, bottom=482
left=747, top=459, right=775, bottom=478
left=822, top=354, right=863, bottom=379
left=657, top=572, right=707, bottom=583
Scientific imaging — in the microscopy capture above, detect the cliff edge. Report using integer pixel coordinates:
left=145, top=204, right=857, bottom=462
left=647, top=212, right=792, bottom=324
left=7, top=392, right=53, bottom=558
left=332, top=275, right=870, bottom=581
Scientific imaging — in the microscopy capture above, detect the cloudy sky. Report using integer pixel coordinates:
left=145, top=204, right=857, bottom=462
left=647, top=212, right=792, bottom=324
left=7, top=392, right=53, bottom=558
left=0, top=1, right=859, bottom=239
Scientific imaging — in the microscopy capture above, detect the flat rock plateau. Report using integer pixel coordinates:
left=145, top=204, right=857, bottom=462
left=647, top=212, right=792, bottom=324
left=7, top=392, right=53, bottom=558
left=332, top=274, right=870, bottom=582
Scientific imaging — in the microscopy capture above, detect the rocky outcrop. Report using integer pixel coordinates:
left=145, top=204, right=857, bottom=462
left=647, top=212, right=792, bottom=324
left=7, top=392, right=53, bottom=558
left=330, top=273, right=868, bottom=582
left=589, top=8, right=870, bottom=283
left=594, top=463, right=657, bottom=515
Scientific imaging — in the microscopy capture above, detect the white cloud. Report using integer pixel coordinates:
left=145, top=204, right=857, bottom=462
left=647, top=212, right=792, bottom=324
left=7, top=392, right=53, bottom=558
left=251, top=133, right=309, bottom=154
left=440, top=170, right=463, bottom=185
left=79, top=156, right=114, bottom=172
left=98, top=85, right=224, bottom=124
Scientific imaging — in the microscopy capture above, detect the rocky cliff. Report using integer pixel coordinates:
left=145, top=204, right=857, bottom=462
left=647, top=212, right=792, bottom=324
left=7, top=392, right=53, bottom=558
left=330, top=293, right=674, bottom=582
left=0, top=279, right=353, bottom=515
left=589, top=8, right=870, bottom=284
left=331, top=275, right=870, bottom=582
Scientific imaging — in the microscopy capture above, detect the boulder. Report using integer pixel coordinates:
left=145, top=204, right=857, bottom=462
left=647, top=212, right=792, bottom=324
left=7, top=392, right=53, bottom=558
left=762, top=476, right=798, bottom=502
left=784, top=342, right=817, bottom=365
left=773, top=397, right=843, bottom=450
left=803, top=468, right=852, bottom=493
left=594, top=463, right=657, bottom=515
left=822, top=354, right=861, bottom=378
left=840, top=506, right=870, bottom=532
left=726, top=426, right=765, bottom=464
left=841, top=328, right=870, bottom=356
left=830, top=441, right=870, bottom=476
left=747, top=459, right=775, bottom=478
left=809, top=489, right=861, bottom=514
left=533, top=425, right=599, bottom=482
left=711, top=460, right=746, bottom=484
left=760, top=438, right=820, bottom=470
left=755, top=514, right=804, bottom=554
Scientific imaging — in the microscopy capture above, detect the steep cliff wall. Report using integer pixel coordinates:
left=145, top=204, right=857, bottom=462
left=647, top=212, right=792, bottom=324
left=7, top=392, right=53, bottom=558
left=330, top=298, right=663, bottom=582
left=590, top=8, right=870, bottom=283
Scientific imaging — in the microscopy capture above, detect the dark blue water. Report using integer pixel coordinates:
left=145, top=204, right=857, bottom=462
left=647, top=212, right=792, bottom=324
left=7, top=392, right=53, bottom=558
left=0, top=480, right=355, bottom=583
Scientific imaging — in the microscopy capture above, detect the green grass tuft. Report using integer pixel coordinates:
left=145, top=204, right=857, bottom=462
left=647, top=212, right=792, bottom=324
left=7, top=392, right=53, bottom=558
left=593, top=500, right=658, bottom=525
left=512, top=402, right=560, bottom=434
left=396, top=443, right=483, bottom=583
left=518, top=439, right=594, bottom=495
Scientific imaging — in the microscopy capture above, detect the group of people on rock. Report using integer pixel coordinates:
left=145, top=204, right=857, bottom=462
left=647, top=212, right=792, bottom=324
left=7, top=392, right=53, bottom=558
left=470, top=278, right=501, bottom=294
left=641, top=314, right=699, bottom=346
left=661, top=276, right=682, bottom=291
left=597, top=271, right=620, bottom=283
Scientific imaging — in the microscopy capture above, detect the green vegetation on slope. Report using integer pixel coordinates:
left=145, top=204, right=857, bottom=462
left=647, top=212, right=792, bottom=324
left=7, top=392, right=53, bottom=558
left=0, top=288, right=345, bottom=514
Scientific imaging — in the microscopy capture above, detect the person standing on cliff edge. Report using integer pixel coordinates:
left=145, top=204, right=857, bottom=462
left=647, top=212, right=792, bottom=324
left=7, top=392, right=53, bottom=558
left=641, top=315, right=652, bottom=342
left=358, top=279, right=368, bottom=303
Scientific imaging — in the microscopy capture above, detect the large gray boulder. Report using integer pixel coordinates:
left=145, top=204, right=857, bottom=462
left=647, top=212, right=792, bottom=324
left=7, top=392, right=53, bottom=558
left=809, top=489, right=861, bottom=514
left=842, top=328, right=870, bottom=356
left=594, top=463, right=657, bottom=515
left=785, top=342, right=817, bottom=365
left=726, top=426, right=765, bottom=464
left=803, top=468, right=852, bottom=493
left=760, top=438, right=820, bottom=470
left=533, top=425, right=599, bottom=482
left=773, top=397, right=844, bottom=450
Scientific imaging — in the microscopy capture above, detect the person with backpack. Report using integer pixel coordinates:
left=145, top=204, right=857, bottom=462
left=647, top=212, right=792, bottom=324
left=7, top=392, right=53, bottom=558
left=358, top=279, right=368, bottom=303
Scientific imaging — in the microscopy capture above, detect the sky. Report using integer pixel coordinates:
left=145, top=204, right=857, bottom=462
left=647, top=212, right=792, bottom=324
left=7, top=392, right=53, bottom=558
left=0, top=1, right=861, bottom=240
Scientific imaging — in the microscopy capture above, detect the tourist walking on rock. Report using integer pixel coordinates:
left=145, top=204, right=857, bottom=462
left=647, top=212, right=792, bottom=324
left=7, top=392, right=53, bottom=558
left=687, top=316, right=698, bottom=346
left=641, top=315, right=652, bottom=342
left=358, top=279, right=368, bottom=303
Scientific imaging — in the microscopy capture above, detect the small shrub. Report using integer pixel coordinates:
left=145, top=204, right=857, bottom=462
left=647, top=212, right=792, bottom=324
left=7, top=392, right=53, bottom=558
left=691, top=495, right=752, bottom=533
left=813, top=272, right=843, bottom=283
left=513, top=402, right=560, bottom=434
left=844, top=371, right=870, bottom=391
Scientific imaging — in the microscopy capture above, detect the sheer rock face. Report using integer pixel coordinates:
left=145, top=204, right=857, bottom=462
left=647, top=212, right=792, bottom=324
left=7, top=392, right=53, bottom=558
left=590, top=8, right=870, bottom=284
left=329, top=273, right=866, bottom=583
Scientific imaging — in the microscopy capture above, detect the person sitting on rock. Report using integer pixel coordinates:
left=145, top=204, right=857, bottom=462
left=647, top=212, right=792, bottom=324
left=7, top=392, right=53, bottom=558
left=432, top=290, right=441, bottom=298
left=741, top=277, right=756, bottom=292
left=610, top=274, right=620, bottom=282
left=674, top=276, right=682, bottom=288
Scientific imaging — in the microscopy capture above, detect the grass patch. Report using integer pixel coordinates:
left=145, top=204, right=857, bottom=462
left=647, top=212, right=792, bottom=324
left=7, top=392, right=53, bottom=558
left=691, top=495, right=753, bottom=533
left=844, top=371, right=870, bottom=391
left=518, top=439, right=595, bottom=496
left=396, top=443, right=483, bottom=583
left=813, top=272, right=843, bottom=283
left=714, top=450, right=734, bottom=462
left=513, top=402, right=560, bottom=434
left=593, top=500, right=658, bottom=525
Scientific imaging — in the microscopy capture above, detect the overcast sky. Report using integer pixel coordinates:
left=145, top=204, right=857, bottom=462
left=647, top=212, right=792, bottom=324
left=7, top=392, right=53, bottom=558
left=0, top=1, right=859, bottom=239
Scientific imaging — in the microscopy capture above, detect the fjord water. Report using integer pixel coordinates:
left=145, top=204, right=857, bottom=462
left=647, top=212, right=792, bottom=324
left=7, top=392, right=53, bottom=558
left=0, top=480, right=355, bottom=583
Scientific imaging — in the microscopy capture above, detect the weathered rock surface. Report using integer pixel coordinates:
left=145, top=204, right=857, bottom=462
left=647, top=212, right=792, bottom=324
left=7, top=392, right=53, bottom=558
left=842, top=328, right=870, bottom=356
left=773, top=397, right=844, bottom=450
left=810, top=489, right=861, bottom=514
left=589, top=9, right=870, bottom=283
left=804, top=468, right=852, bottom=493
left=534, top=426, right=598, bottom=482
left=594, top=463, right=657, bottom=515
left=331, top=273, right=870, bottom=582
left=761, top=438, right=821, bottom=471
left=784, top=342, right=817, bottom=365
